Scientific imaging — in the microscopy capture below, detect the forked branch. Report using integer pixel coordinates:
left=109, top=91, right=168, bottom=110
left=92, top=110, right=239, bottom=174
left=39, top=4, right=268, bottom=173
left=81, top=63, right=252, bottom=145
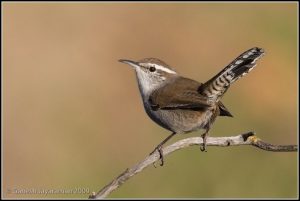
left=89, top=132, right=297, bottom=199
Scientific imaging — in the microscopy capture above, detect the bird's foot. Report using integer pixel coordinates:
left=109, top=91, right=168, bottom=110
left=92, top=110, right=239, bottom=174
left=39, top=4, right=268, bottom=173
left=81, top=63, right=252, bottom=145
left=200, top=133, right=208, bottom=152
left=149, top=146, right=164, bottom=167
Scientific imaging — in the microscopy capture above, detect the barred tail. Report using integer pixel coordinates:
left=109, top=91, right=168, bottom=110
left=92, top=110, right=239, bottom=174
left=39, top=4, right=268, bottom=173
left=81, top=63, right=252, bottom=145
left=198, top=47, right=265, bottom=102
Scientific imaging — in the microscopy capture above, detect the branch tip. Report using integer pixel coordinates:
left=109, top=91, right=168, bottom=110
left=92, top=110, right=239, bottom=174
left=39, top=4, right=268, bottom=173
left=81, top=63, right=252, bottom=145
left=88, top=192, right=96, bottom=199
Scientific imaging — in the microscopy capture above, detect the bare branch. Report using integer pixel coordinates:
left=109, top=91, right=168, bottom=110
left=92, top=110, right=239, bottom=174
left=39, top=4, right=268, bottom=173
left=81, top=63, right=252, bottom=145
left=89, top=132, right=297, bottom=199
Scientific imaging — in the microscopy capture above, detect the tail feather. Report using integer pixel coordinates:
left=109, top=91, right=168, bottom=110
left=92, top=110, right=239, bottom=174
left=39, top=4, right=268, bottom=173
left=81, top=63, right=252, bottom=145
left=198, top=47, right=265, bottom=102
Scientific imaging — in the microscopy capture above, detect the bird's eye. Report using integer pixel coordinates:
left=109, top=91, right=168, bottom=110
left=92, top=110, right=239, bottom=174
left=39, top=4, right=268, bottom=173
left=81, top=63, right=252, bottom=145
left=149, top=66, right=156, bottom=72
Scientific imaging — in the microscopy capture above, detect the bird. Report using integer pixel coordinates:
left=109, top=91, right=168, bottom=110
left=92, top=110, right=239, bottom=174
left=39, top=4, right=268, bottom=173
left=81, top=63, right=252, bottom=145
left=119, top=47, right=265, bottom=166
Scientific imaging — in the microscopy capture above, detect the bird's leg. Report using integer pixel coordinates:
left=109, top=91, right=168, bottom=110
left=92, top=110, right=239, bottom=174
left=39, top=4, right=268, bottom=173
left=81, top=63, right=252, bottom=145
left=150, top=132, right=177, bottom=166
left=200, top=128, right=210, bottom=152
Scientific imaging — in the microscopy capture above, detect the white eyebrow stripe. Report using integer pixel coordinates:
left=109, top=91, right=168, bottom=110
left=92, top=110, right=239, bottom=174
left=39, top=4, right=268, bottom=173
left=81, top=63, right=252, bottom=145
left=151, top=64, right=177, bottom=74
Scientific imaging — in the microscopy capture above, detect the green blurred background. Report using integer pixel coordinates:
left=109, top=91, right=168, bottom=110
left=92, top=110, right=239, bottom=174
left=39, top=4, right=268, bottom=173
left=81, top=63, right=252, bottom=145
left=3, top=2, right=298, bottom=198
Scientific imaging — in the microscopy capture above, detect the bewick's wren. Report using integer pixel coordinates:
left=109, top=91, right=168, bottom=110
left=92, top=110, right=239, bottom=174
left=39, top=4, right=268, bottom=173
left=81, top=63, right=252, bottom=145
left=119, top=47, right=264, bottom=166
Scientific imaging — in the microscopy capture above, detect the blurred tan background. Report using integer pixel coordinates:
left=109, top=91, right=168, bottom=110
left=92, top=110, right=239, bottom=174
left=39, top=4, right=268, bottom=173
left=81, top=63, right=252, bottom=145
left=3, top=2, right=298, bottom=198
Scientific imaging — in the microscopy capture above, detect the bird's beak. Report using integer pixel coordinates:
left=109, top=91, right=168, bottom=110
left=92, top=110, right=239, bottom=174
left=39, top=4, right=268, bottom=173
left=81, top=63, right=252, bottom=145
left=118, top=59, right=140, bottom=68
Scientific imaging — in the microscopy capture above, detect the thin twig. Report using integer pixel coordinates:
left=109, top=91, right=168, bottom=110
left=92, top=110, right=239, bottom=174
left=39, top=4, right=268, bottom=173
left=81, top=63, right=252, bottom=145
left=89, top=132, right=297, bottom=199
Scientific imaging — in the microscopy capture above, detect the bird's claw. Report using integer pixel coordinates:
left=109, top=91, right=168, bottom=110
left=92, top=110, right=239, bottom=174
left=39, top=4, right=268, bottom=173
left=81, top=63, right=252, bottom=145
left=150, top=146, right=164, bottom=167
left=200, top=133, right=208, bottom=152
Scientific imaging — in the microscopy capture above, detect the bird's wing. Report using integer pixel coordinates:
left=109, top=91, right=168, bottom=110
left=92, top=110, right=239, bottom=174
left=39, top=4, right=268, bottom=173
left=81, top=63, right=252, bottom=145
left=149, top=78, right=212, bottom=110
